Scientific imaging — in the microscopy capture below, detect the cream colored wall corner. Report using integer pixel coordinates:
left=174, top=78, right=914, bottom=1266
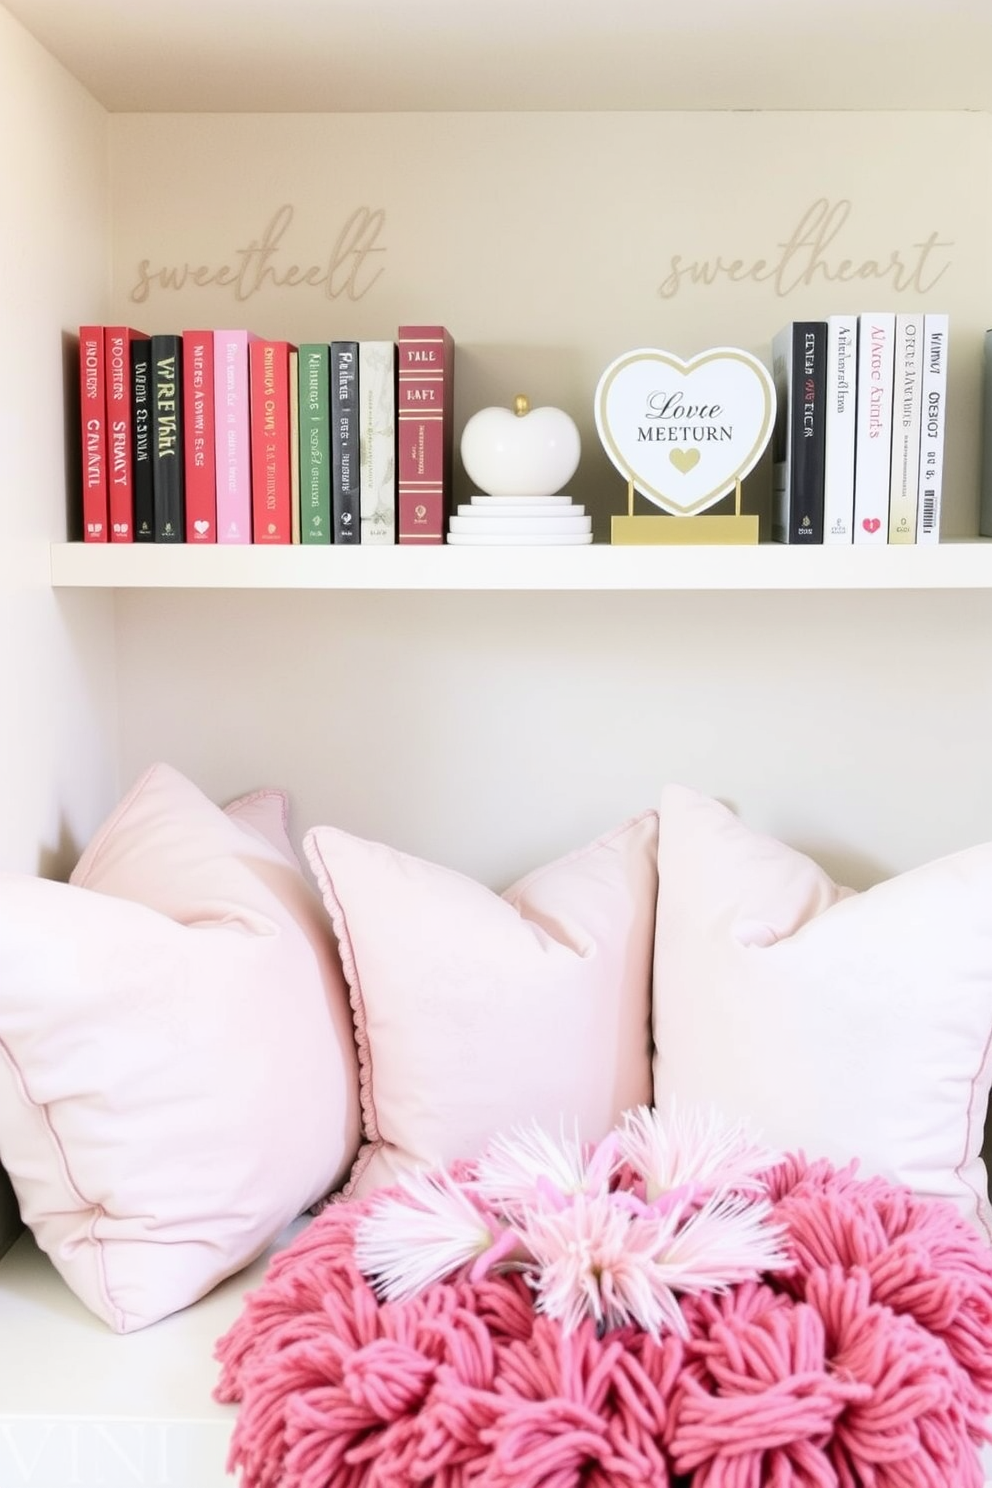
left=0, top=5, right=121, bottom=1252
left=0, top=2, right=120, bottom=885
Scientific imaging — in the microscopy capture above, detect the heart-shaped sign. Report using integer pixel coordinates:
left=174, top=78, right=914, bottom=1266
left=594, top=347, right=776, bottom=516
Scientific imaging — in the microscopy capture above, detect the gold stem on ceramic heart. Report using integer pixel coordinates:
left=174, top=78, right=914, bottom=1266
left=627, top=479, right=634, bottom=517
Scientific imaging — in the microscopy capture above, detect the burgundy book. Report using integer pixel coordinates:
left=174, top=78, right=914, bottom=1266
left=105, top=326, right=147, bottom=542
left=79, top=326, right=108, bottom=541
left=396, top=325, right=455, bottom=544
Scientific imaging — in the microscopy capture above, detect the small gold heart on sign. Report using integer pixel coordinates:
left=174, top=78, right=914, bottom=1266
left=670, top=448, right=700, bottom=475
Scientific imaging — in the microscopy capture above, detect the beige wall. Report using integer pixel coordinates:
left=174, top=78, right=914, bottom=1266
left=110, top=111, right=990, bottom=536
left=107, top=110, right=992, bottom=890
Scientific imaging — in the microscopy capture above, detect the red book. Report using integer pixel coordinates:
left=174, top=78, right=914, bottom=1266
left=183, top=330, right=217, bottom=542
left=397, top=325, right=455, bottom=544
left=104, top=326, right=146, bottom=542
left=249, top=339, right=294, bottom=543
left=79, top=326, right=108, bottom=541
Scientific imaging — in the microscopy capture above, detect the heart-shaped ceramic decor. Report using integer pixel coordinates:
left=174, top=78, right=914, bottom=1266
left=594, top=347, right=776, bottom=516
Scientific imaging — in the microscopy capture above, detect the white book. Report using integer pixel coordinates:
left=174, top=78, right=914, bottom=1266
left=852, top=312, right=896, bottom=545
left=916, top=313, right=949, bottom=545
left=823, top=315, right=857, bottom=544
left=358, top=340, right=396, bottom=544
left=887, top=313, right=924, bottom=544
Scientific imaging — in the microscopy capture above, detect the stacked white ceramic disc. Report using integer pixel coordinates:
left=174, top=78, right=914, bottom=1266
left=449, top=394, right=590, bottom=545
left=448, top=494, right=592, bottom=545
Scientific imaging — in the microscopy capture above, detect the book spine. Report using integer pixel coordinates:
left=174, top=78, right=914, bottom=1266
left=150, top=334, right=184, bottom=542
left=771, top=321, right=826, bottom=544
left=130, top=338, right=154, bottom=542
left=299, top=343, right=331, bottom=544
left=79, top=326, right=108, bottom=542
left=397, top=325, right=455, bottom=544
left=182, top=330, right=217, bottom=542
left=796, top=321, right=826, bottom=543
left=916, top=313, right=949, bottom=546
left=213, top=330, right=256, bottom=543
left=359, top=341, right=396, bottom=544
left=822, top=315, right=857, bottom=544
left=289, top=348, right=301, bottom=543
left=887, top=314, right=924, bottom=544
left=981, top=330, right=992, bottom=539
left=770, top=324, right=790, bottom=544
left=105, top=327, right=143, bottom=542
left=330, top=340, right=360, bottom=543
left=852, top=312, right=896, bottom=544
left=249, top=340, right=293, bottom=543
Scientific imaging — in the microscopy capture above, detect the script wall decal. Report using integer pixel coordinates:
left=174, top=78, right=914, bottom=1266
left=657, top=198, right=953, bottom=300
left=129, top=204, right=386, bottom=305
left=595, top=347, right=776, bottom=517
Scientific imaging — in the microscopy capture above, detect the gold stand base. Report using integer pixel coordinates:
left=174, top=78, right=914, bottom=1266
left=611, top=513, right=760, bottom=546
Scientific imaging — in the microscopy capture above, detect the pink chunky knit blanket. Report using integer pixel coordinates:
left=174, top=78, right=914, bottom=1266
left=215, top=1154, right=992, bottom=1488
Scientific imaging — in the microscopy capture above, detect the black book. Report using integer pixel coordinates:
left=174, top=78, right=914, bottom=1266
left=150, top=333, right=184, bottom=542
left=771, top=320, right=827, bottom=544
left=980, top=329, right=992, bottom=538
left=130, top=338, right=154, bottom=542
left=331, top=340, right=360, bottom=543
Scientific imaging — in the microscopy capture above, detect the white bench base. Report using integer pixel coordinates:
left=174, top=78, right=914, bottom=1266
left=2, top=1223, right=991, bottom=1488
left=0, top=1224, right=305, bottom=1488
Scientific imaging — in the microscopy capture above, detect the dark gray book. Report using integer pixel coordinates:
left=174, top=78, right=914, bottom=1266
left=150, top=333, right=184, bottom=542
left=771, top=321, right=828, bottom=544
left=130, top=337, right=155, bottom=542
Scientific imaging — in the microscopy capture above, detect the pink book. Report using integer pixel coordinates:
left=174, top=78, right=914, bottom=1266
left=79, top=326, right=108, bottom=541
left=213, top=330, right=259, bottom=543
left=183, top=330, right=217, bottom=542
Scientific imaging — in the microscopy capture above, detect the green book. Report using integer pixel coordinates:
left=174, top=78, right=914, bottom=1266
left=298, top=344, right=331, bottom=544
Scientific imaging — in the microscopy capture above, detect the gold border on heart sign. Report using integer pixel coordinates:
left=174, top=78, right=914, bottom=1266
left=594, top=347, right=776, bottom=517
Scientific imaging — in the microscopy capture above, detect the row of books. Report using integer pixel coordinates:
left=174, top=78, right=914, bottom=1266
left=77, top=325, right=455, bottom=544
left=772, top=312, right=948, bottom=544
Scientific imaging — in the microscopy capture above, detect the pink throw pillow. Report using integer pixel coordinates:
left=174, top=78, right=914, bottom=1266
left=303, top=812, right=657, bottom=1196
left=0, top=764, right=360, bottom=1331
left=652, top=783, right=992, bottom=1238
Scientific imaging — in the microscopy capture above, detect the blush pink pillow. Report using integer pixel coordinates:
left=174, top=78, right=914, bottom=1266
left=0, top=764, right=360, bottom=1332
left=652, top=783, right=992, bottom=1238
left=303, top=812, right=657, bottom=1197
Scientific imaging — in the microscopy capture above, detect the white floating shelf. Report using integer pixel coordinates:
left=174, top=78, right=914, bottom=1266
left=49, top=540, right=992, bottom=593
